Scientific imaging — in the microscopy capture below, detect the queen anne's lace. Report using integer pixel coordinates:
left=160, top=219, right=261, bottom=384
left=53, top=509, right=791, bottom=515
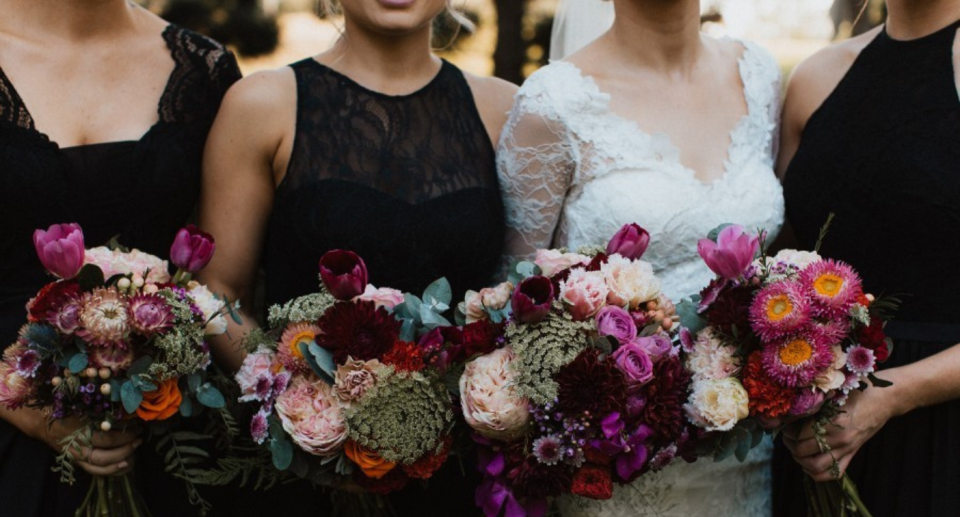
left=498, top=38, right=784, bottom=517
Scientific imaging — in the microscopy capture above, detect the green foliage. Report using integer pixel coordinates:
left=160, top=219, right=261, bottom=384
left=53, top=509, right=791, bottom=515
left=75, top=264, right=105, bottom=290
left=52, top=426, right=91, bottom=485
left=268, top=290, right=337, bottom=328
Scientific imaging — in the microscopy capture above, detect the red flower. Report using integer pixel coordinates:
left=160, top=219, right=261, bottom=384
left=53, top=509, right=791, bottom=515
left=641, top=355, right=692, bottom=442
left=584, top=253, right=608, bottom=272
left=742, top=352, right=794, bottom=418
left=403, top=435, right=452, bottom=479
left=509, top=457, right=572, bottom=499
left=707, top=285, right=757, bottom=337
left=382, top=340, right=425, bottom=373
left=556, top=349, right=626, bottom=422
left=462, top=320, right=502, bottom=358
left=571, top=464, right=614, bottom=500
left=858, top=319, right=889, bottom=362
left=317, top=300, right=399, bottom=363
left=353, top=467, right=409, bottom=494
left=27, top=281, right=80, bottom=323
left=583, top=446, right=613, bottom=466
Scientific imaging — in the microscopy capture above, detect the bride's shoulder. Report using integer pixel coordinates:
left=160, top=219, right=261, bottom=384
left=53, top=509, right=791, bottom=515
left=708, top=35, right=780, bottom=80
left=513, top=60, right=606, bottom=121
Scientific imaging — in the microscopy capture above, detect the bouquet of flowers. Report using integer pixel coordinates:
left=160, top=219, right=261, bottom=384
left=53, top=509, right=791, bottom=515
left=679, top=224, right=896, bottom=517
left=235, top=250, right=462, bottom=497
left=0, top=223, right=234, bottom=516
left=455, top=224, right=697, bottom=517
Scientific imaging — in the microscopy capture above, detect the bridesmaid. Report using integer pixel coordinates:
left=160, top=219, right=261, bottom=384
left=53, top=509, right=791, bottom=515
left=774, top=1, right=960, bottom=515
left=198, top=0, right=516, bottom=514
left=0, top=0, right=240, bottom=515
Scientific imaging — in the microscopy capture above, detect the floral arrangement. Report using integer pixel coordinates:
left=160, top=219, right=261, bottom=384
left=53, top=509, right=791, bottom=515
left=679, top=223, right=896, bottom=517
left=0, top=223, right=234, bottom=516
left=235, top=250, right=464, bottom=495
left=455, top=224, right=697, bottom=517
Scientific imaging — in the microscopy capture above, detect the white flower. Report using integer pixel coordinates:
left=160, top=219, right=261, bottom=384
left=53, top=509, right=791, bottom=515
left=356, top=285, right=404, bottom=310
left=601, top=255, right=661, bottom=309
left=685, top=378, right=749, bottom=432
left=188, top=282, right=228, bottom=335
left=772, top=249, right=822, bottom=271
left=685, top=328, right=740, bottom=382
left=84, top=247, right=171, bottom=284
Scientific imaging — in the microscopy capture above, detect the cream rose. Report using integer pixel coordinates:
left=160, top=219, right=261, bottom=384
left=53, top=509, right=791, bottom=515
left=813, top=345, right=847, bottom=392
left=534, top=249, right=590, bottom=277
left=275, top=377, right=347, bottom=457
left=84, top=247, right=171, bottom=284
left=685, top=378, right=749, bottom=432
left=601, top=255, right=661, bottom=309
left=187, top=282, right=228, bottom=335
left=460, top=348, right=530, bottom=440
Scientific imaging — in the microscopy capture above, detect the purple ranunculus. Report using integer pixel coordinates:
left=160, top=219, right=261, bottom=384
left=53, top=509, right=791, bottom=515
left=595, top=306, right=637, bottom=345
left=634, top=334, right=673, bottom=362
left=511, top=276, right=554, bottom=325
left=697, top=225, right=759, bottom=280
left=33, top=223, right=85, bottom=279
left=606, top=223, right=650, bottom=260
left=170, top=225, right=216, bottom=274
left=318, top=250, right=368, bottom=300
left=611, top=342, right=654, bottom=388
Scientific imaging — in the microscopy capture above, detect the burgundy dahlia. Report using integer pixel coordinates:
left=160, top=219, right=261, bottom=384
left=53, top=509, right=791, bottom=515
left=128, top=294, right=175, bottom=336
left=706, top=284, right=756, bottom=336
left=317, top=300, right=399, bottom=363
left=641, top=355, right=692, bottom=442
left=556, top=348, right=627, bottom=422
left=462, top=319, right=502, bottom=358
left=509, top=457, right=572, bottom=499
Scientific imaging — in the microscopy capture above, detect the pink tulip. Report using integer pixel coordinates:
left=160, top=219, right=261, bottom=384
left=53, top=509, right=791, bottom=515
left=606, top=223, right=650, bottom=260
left=697, top=225, right=759, bottom=280
left=319, top=250, right=368, bottom=301
left=33, top=223, right=85, bottom=279
left=170, top=225, right=216, bottom=273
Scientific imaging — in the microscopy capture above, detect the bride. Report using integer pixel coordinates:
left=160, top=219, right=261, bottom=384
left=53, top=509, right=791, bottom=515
left=498, top=0, right=783, bottom=515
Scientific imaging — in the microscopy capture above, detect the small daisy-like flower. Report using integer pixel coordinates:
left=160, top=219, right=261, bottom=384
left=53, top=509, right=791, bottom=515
left=251, top=409, right=270, bottom=444
left=648, top=444, right=678, bottom=472
left=841, top=371, right=861, bottom=394
left=532, top=434, right=564, bottom=466
left=761, top=333, right=834, bottom=388
left=277, top=322, right=322, bottom=374
left=845, top=345, right=876, bottom=376
left=799, top=260, right=862, bottom=319
left=77, top=288, right=131, bottom=347
left=254, top=374, right=275, bottom=402
left=749, top=280, right=811, bottom=342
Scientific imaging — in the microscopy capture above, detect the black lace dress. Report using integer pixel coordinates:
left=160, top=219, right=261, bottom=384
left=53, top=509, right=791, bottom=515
left=0, top=25, right=240, bottom=517
left=775, top=21, right=960, bottom=517
left=259, top=58, right=504, bottom=516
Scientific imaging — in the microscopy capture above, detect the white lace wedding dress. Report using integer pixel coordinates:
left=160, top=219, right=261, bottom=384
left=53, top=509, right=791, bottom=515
left=497, top=39, right=785, bottom=517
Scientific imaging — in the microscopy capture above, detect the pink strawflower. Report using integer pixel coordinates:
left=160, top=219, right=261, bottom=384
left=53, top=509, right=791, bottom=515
left=277, top=322, right=321, bottom=375
left=251, top=409, right=270, bottom=444
left=47, top=294, right=83, bottom=334
left=761, top=332, right=834, bottom=388
left=749, top=280, right=811, bottom=342
left=128, top=293, right=175, bottom=336
left=13, top=349, right=41, bottom=378
left=799, top=260, right=862, bottom=319
left=814, top=321, right=849, bottom=346
left=845, top=345, right=876, bottom=376
left=88, top=344, right=135, bottom=371
left=532, top=434, right=564, bottom=466
left=77, top=288, right=131, bottom=347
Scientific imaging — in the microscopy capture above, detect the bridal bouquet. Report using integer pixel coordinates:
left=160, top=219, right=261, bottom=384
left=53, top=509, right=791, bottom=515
left=235, top=250, right=460, bottom=495
left=680, top=224, right=895, bottom=517
left=456, top=224, right=696, bottom=517
left=0, top=223, right=232, bottom=516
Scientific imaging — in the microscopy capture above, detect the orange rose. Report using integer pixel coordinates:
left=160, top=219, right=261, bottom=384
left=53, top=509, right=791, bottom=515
left=136, top=378, right=182, bottom=421
left=344, top=440, right=395, bottom=479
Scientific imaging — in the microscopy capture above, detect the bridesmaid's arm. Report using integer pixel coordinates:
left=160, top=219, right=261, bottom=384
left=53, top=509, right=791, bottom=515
left=197, top=68, right=297, bottom=373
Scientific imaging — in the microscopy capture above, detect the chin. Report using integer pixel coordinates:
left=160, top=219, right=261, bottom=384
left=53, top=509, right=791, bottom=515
left=343, top=0, right=445, bottom=35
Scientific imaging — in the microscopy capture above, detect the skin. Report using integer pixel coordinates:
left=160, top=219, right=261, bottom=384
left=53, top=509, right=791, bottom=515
left=0, top=0, right=172, bottom=474
left=778, top=0, right=960, bottom=483
left=198, top=0, right=518, bottom=372
left=565, top=0, right=752, bottom=184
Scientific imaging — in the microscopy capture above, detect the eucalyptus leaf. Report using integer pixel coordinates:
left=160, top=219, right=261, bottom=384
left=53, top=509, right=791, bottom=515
left=305, top=343, right=335, bottom=385
left=403, top=294, right=423, bottom=320
left=270, top=438, right=293, bottom=470
left=399, top=319, right=416, bottom=343
left=420, top=305, right=451, bottom=329
left=187, top=373, right=202, bottom=394
left=128, top=356, right=153, bottom=376
left=516, top=261, right=539, bottom=279
left=120, top=381, right=143, bottom=414
left=706, top=223, right=734, bottom=243
left=179, top=396, right=194, bottom=417
left=197, top=383, right=226, bottom=409
left=423, top=277, right=452, bottom=308
left=67, top=353, right=88, bottom=373
left=109, top=379, right=122, bottom=402
left=677, top=298, right=707, bottom=335
left=734, top=434, right=752, bottom=462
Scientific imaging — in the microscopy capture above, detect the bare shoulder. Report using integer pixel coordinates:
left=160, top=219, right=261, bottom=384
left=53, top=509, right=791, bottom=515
left=462, top=71, right=520, bottom=144
left=221, top=67, right=296, bottom=118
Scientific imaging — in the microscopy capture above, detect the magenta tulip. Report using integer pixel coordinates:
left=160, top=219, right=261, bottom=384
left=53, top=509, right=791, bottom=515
left=33, top=223, right=85, bottom=279
left=606, top=223, right=651, bottom=260
left=697, top=225, right=759, bottom=280
left=170, top=225, right=216, bottom=273
left=318, top=250, right=368, bottom=300
left=510, top=276, right=554, bottom=325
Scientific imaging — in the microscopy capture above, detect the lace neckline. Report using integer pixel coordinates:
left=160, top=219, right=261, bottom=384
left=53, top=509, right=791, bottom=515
left=0, top=24, right=181, bottom=151
left=302, top=58, right=453, bottom=100
left=552, top=38, right=760, bottom=187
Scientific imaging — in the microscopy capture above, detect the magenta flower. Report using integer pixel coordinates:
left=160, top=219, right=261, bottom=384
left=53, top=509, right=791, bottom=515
left=33, top=223, right=85, bottom=279
left=511, top=276, right=554, bottom=325
left=13, top=349, right=41, bottom=378
left=761, top=333, right=834, bottom=387
left=697, top=225, right=759, bottom=280
left=634, top=334, right=673, bottom=362
left=128, top=294, right=175, bottom=336
left=749, top=280, right=812, bottom=343
left=789, top=389, right=825, bottom=417
left=611, top=342, right=654, bottom=389
left=595, top=306, right=637, bottom=344
left=251, top=409, right=270, bottom=444
left=318, top=250, right=368, bottom=301
left=170, top=225, right=216, bottom=274
left=606, top=223, right=650, bottom=260
left=845, top=345, right=876, bottom=376
left=799, top=259, right=862, bottom=319
left=592, top=413, right=654, bottom=481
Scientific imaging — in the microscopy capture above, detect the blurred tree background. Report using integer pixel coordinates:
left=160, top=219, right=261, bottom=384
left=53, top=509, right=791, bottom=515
left=138, top=0, right=886, bottom=83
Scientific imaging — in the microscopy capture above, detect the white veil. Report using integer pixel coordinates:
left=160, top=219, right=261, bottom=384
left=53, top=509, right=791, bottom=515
left=549, top=0, right=616, bottom=61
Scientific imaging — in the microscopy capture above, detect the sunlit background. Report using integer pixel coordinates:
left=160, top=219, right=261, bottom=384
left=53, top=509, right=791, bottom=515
left=137, top=0, right=887, bottom=82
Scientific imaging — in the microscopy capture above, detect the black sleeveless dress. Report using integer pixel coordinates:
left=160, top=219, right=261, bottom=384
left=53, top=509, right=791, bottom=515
left=257, top=58, right=503, bottom=517
left=775, top=21, right=960, bottom=517
left=0, top=25, right=240, bottom=517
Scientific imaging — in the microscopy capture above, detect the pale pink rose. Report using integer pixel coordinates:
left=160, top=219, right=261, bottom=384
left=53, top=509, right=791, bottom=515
left=685, top=328, right=740, bottom=382
left=772, top=249, right=823, bottom=271
left=84, top=247, right=171, bottom=284
left=813, top=345, right=846, bottom=392
left=684, top=378, right=749, bottom=432
left=534, top=249, right=590, bottom=277
left=275, top=376, right=347, bottom=457
left=333, top=357, right=380, bottom=404
left=601, top=255, right=661, bottom=309
left=460, top=282, right=515, bottom=324
left=236, top=346, right=276, bottom=402
left=559, top=269, right=608, bottom=321
left=460, top=290, right=488, bottom=324
left=356, top=285, right=404, bottom=310
left=460, top=348, right=530, bottom=441
left=0, top=359, right=33, bottom=410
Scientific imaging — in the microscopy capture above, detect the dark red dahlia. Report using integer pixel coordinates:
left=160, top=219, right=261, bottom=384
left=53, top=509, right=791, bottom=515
left=508, top=457, right=572, bottom=499
left=402, top=435, right=451, bottom=479
left=27, top=281, right=81, bottom=323
left=353, top=467, right=409, bottom=494
left=858, top=319, right=889, bottom=362
left=556, top=349, right=627, bottom=422
left=462, top=320, right=502, bottom=358
left=707, top=284, right=756, bottom=337
left=571, top=464, right=614, bottom=500
left=641, top=355, right=692, bottom=443
left=317, top=300, right=400, bottom=363
left=382, top=340, right=425, bottom=373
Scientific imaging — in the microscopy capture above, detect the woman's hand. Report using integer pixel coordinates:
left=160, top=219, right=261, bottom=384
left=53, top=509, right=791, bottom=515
left=782, top=370, right=903, bottom=482
left=32, top=414, right=142, bottom=477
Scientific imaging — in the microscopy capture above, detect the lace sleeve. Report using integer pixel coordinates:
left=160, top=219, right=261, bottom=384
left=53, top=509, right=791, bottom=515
left=497, top=87, right=577, bottom=267
left=766, top=57, right=783, bottom=164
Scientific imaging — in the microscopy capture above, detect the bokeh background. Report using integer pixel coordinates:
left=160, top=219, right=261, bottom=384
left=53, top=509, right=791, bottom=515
left=137, top=0, right=887, bottom=82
